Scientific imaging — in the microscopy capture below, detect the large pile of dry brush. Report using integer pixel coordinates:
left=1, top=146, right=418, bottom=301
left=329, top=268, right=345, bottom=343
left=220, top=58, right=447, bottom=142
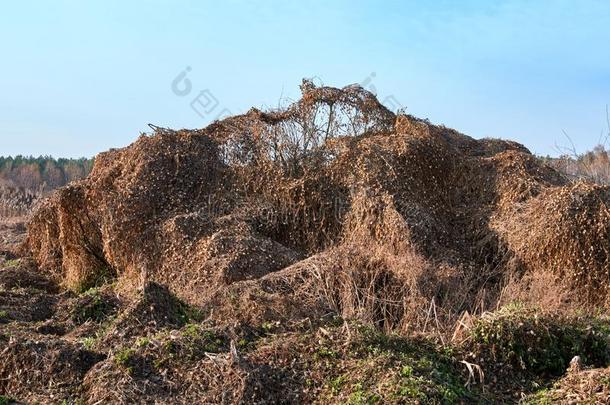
left=26, top=80, right=610, bottom=337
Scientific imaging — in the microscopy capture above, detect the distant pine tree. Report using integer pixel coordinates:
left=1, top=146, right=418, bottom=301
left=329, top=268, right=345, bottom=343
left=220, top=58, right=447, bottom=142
left=0, top=156, right=94, bottom=191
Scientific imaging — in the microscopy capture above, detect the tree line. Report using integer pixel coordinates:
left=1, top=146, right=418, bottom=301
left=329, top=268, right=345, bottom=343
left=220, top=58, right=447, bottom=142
left=542, top=145, right=610, bottom=185
left=0, top=156, right=94, bottom=191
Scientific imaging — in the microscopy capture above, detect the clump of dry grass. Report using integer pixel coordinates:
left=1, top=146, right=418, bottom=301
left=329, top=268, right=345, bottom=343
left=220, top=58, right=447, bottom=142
left=0, top=329, right=103, bottom=401
left=527, top=364, right=610, bottom=403
left=0, top=185, right=40, bottom=218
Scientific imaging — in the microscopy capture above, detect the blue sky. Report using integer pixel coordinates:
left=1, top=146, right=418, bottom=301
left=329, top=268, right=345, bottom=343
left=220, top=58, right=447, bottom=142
left=1, top=0, right=609, bottom=157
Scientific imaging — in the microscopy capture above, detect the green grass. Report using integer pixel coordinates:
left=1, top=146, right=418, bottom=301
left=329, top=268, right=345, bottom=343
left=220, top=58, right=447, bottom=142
left=180, top=323, right=225, bottom=353
left=347, top=383, right=381, bottom=404
left=1, top=259, right=20, bottom=268
left=78, top=313, right=118, bottom=350
left=114, top=347, right=136, bottom=373
left=115, top=347, right=135, bottom=365
left=124, top=324, right=227, bottom=372
left=0, top=396, right=14, bottom=405
left=71, top=287, right=115, bottom=323
left=81, top=337, right=96, bottom=350
left=75, top=266, right=115, bottom=293
left=329, top=375, right=347, bottom=395
left=136, top=336, right=150, bottom=347
left=316, top=325, right=477, bottom=404
left=523, top=388, right=554, bottom=405
left=314, top=346, right=339, bottom=360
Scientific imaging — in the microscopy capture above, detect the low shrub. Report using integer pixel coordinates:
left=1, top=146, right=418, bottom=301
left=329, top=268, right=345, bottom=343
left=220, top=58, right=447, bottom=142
left=469, top=305, right=610, bottom=375
left=70, top=287, right=118, bottom=324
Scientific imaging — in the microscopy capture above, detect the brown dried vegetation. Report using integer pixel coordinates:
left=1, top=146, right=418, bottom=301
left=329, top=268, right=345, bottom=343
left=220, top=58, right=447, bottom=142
left=1, top=81, right=610, bottom=403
